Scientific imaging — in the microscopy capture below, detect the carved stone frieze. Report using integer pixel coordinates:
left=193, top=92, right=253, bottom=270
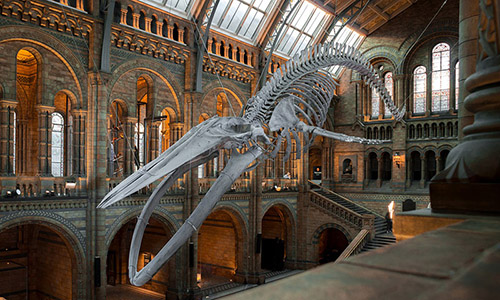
left=0, top=0, right=92, bottom=38
left=111, top=25, right=189, bottom=65
left=203, top=55, right=256, bottom=83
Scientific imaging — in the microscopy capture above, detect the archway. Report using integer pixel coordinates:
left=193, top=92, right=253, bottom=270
left=261, top=205, right=292, bottom=271
left=411, top=151, right=422, bottom=182
left=197, top=209, right=244, bottom=288
left=0, top=224, right=79, bottom=299
left=106, top=216, right=175, bottom=298
left=317, top=228, right=349, bottom=264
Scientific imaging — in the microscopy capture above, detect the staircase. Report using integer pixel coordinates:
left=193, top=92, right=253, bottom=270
left=312, top=189, right=396, bottom=253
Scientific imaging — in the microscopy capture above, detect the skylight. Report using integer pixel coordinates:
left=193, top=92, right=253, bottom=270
left=141, top=0, right=195, bottom=17
left=325, top=21, right=364, bottom=78
left=275, top=0, right=330, bottom=57
left=211, top=0, right=278, bottom=42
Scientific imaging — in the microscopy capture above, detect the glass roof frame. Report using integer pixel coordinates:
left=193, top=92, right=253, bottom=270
left=209, top=0, right=279, bottom=44
left=139, top=0, right=196, bottom=19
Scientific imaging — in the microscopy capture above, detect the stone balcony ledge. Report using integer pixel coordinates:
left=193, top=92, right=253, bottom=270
left=226, top=215, right=500, bottom=300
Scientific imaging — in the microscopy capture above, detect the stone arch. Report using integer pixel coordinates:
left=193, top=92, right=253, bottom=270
left=0, top=211, right=87, bottom=299
left=105, top=207, right=180, bottom=247
left=0, top=25, right=87, bottom=108
left=262, top=201, right=297, bottom=267
left=199, top=83, right=245, bottom=117
left=199, top=204, right=249, bottom=280
left=109, top=58, right=183, bottom=118
left=311, top=223, right=353, bottom=244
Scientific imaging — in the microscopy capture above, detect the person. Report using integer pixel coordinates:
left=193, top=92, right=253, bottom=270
left=344, top=161, right=353, bottom=174
left=283, top=172, right=291, bottom=179
left=385, top=211, right=393, bottom=233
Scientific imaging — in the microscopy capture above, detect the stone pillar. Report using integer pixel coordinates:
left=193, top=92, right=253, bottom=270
left=215, top=42, right=221, bottom=55
left=377, top=157, right=382, bottom=188
left=37, top=105, right=54, bottom=176
left=132, top=13, right=139, bottom=28
left=167, top=25, right=174, bottom=40
left=457, top=0, right=479, bottom=139
left=394, top=74, right=405, bottom=109
left=145, top=17, right=152, bottom=32
left=120, top=8, right=127, bottom=25
left=178, top=28, right=185, bottom=43
left=0, top=101, right=16, bottom=176
left=364, top=156, right=369, bottom=187
left=420, top=156, right=426, bottom=189
left=431, top=0, right=500, bottom=213
left=156, top=22, right=163, bottom=36
left=406, top=154, right=411, bottom=188
left=207, top=39, right=213, bottom=53
left=76, top=0, right=84, bottom=11
left=223, top=46, right=229, bottom=58
left=436, top=155, right=442, bottom=172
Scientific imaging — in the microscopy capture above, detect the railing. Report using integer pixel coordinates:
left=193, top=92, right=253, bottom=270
left=199, top=177, right=251, bottom=194
left=1, top=176, right=83, bottom=197
left=308, top=180, right=385, bottom=219
left=262, top=178, right=299, bottom=192
left=334, top=229, right=371, bottom=264
left=309, top=190, right=371, bottom=229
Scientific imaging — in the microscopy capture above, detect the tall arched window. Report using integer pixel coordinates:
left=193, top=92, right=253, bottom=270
left=51, top=112, right=64, bottom=177
left=431, top=43, right=450, bottom=112
left=413, top=66, right=426, bottom=114
left=134, top=123, right=144, bottom=168
left=384, top=72, right=393, bottom=117
left=371, top=87, right=380, bottom=118
left=455, top=60, right=460, bottom=111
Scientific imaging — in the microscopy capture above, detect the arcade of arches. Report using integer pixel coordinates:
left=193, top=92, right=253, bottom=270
left=1, top=0, right=497, bottom=299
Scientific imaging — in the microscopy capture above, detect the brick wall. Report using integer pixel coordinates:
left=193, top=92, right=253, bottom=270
left=198, top=211, right=237, bottom=279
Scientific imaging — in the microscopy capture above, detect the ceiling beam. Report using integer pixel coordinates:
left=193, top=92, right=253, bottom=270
left=365, top=1, right=415, bottom=34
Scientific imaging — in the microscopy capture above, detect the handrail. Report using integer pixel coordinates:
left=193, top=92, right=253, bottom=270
left=334, top=229, right=371, bottom=264
left=309, top=190, right=366, bottom=228
left=308, top=180, right=385, bottom=219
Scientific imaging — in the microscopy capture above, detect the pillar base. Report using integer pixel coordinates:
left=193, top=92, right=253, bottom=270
left=233, top=271, right=266, bottom=284
left=430, top=182, right=500, bottom=214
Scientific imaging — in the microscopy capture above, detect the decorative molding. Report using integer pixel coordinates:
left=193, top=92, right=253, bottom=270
left=203, top=55, right=256, bottom=83
left=0, top=198, right=87, bottom=212
left=111, top=25, right=189, bottom=65
left=0, top=209, right=87, bottom=253
left=0, top=0, right=92, bottom=39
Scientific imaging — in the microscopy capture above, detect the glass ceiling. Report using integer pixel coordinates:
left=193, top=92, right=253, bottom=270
left=138, top=0, right=365, bottom=77
left=275, top=0, right=330, bottom=57
left=325, top=21, right=365, bottom=78
left=210, top=0, right=278, bottom=42
left=142, top=0, right=195, bottom=16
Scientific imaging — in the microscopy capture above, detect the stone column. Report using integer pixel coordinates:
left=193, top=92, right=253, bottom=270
left=178, top=28, right=185, bottom=43
left=37, top=105, right=54, bottom=176
left=145, top=17, right=152, bottom=32
left=167, top=25, right=174, bottom=40
left=120, top=8, right=127, bottom=25
left=156, top=22, right=163, bottom=36
left=132, top=13, right=140, bottom=28
left=0, top=100, right=16, bottom=176
left=431, top=0, right=500, bottom=213
left=364, top=156, right=369, bottom=187
left=215, top=42, right=221, bottom=55
left=406, top=154, right=411, bottom=188
left=420, top=156, right=426, bottom=189
left=457, top=0, right=479, bottom=139
left=207, top=39, right=214, bottom=53
left=377, top=157, right=382, bottom=188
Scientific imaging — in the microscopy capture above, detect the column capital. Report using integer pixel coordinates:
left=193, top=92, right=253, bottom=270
left=0, top=99, right=17, bottom=108
left=36, top=105, right=55, bottom=114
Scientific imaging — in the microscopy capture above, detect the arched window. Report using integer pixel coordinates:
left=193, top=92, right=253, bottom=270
left=51, top=112, right=64, bottom=177
left=413, top=66, right=426, bottom=114
left=455, top=61, right=459, bottom=110
left=134, top=123, right=145, bottom=168
left=371, top=87, right=380, bottom=118
left=384, top=72, right=393, bottom=117
left=139, top=11, right=146, bottom=30
left=431, top=43, right=450, bottom=112
left=126, top=7, right=133, bottom=26
left=151, top=15, right=157, bottom=34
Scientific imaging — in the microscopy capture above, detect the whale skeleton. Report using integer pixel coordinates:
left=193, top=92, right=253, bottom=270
left=98, top=41, right=405, bottom=286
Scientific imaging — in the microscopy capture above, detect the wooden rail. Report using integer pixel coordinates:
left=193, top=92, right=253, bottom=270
left=309, top=190, right=367, bottom=228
